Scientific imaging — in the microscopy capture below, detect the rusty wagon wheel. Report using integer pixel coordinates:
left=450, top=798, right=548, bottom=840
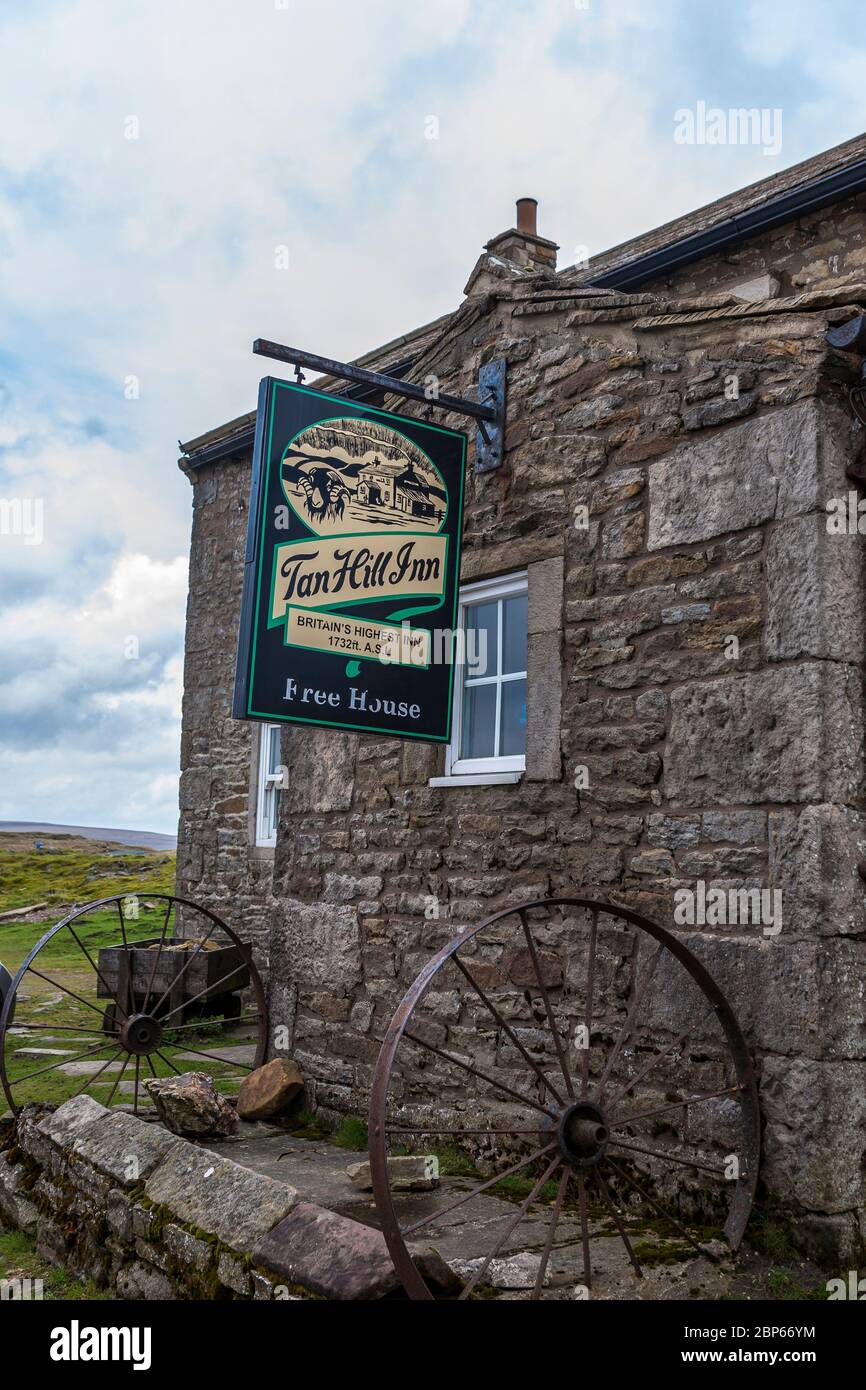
left=0, top=894, right=267, bottom=1116
left=369, top=896, right=760, bottom=1300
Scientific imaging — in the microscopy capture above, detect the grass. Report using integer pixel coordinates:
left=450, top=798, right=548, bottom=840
left=0, top=833, right=175, bottom=917
left=332, top=1114, right=368, bottom=1150
left=0, top=1229, right=112, bottom=1300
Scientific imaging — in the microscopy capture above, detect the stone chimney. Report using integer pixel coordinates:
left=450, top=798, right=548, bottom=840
left=484, top=197, right=558, bottom=272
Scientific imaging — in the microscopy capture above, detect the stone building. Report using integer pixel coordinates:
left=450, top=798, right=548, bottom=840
left=177, top=131, right=866, bottom=1261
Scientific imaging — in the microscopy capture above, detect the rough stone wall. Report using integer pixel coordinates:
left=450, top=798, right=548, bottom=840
left=642, top=195, right=866, bottom=299
left=176, top=456, right=274, bottom=959
left=268, top=279, right=866, bottom=1261
left=0, top=1096, right=444, bottom=1300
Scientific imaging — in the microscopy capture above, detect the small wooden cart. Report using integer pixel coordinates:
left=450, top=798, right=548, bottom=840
left=97, top=936, right=250, bottom=1033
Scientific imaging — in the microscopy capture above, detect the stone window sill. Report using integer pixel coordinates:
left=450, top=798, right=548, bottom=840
left=429, top=772, right=523, bottom=788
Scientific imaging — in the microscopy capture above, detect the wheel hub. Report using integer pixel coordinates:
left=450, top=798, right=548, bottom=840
left=556, top=1100, right=609, bottom=1168
left=119, top=1013, right=163, bottom=1055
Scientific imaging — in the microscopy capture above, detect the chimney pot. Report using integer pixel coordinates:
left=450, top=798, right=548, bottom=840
left=516, top=197, right=538, bottom=236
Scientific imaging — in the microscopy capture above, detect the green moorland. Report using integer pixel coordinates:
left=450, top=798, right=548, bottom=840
left=0, top=833, right=256, bottom=1112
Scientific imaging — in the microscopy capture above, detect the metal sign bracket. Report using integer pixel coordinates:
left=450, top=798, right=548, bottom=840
left=252, top=339, right=507, bottom=475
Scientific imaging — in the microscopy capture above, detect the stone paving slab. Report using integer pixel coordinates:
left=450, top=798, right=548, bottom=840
left=199, top=1124, right=729, bottom=1297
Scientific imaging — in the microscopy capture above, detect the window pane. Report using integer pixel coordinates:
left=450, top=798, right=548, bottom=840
left=264, top=786, right=280, bottom=841
left=501, top=679, right=527, bottom=756
left=502, top=593, right=527, bottom=674
left=267, top=724, right=281, bottom=775
left=461, top=681, right=497, bottom=759
left=464, top=600, right=498, bottom=679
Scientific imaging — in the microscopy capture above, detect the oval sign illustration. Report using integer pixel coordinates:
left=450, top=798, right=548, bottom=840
left=280, top=416, right=448, bottom=538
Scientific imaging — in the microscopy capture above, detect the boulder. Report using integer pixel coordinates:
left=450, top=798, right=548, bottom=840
left=252, top=1202, right=460, bottom=1299
left=236, top=1057, right=304, bottom=1120
left=346, top=1154, right=439, bottom=1191
left=143, top=1070, right=238, bottom=1137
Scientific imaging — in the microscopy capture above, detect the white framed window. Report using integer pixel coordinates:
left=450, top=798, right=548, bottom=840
left=255, top=723, right=284, bottom=847
left=436, top=571, right=527, bottom=785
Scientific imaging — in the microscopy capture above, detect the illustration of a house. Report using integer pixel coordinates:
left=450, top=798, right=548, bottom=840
left=356, top=457, right=440, bottom=519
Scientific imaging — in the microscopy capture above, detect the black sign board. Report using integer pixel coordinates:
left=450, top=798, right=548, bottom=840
left=233, top=377, right=467, bottom=742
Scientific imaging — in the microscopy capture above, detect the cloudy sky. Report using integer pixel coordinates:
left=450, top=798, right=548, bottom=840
left=0, top=0, right=864, bottom=835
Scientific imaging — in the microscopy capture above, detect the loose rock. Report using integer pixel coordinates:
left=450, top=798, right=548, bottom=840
left=143, top=1070, right=238, bottom=1137
left=346, top=1154, right=439, bottom=1191
left=237, top=1057, right=304, bottom=1120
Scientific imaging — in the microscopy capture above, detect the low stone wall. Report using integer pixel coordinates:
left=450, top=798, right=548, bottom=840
left=0, top=1097, right=447, bottom=1300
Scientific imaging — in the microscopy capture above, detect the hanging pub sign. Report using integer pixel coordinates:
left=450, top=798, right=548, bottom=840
left=233, top=377, right=467, bottom=742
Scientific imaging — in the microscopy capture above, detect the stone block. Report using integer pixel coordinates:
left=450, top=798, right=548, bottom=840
left=643, top=931, right=825, bottom=1058
left=217, top=1250, right=250, bottom=1295
left=761, top=1057, right=866, bottom=1212
left=252, top=1201, right=461, bottom=1300
left=665, top=665, right=864, bottom=807
left=766, top=513, right=865, bottom=661
left=281, top=726, right=355, bottom=813
left=144, top=1143, right=297, bottom=1252
left=768, top=804, right=866, bottom=938
left=527, top=555, right=564, bottom=634
left=66, top=1104, right=181, bottom=1188
left=525, top=631, right=562, bottom=781
left=36, top=1095, right=104, bottom=1151
left=276, top=900, right=361, bottom=992
left=116, top=1261, right=176, bottom=1300
left=164, top=1223, right=212, bottom=1274
left=648, top=401, right=848, bottom=551
left=346, top=1155, right=439, bottom=1191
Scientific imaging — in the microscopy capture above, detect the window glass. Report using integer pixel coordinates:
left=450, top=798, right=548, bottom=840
left=502, top=593, right=528, bottom=675
left=461, top=682, right=497, bottom=760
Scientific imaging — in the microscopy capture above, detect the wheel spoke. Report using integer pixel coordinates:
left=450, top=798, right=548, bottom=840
left=610, top=1085, right=743, bottom=1130
left=581, top=909, right=598, bottom=1099
left=385, top=1126, right=542, bottom=1136
left=576, top=1172, right=592, bottom=1289
left=141, top=898, right=174, bottom=1016
left=66, top=922, right=128, bottom=1022
left=104, top=1053, right=132, bottom=1107
left=13, top=1037, right=118, bottom=1083
left=154, top=1050, right=182, bottom=1075
left=606, top=1136, right=729, bottom=1177
left=593, top=1168, right=642, bottom=1278
left=605, top=1157, right=717, bottom=1261
left=595, top=943, right=663, bottom=1102
left=161, top=1014, right=260, bottom=1034
left=532, top=1165, right=570, bottom=1299
left=167, top=1042, right=254, bottom=1071
left=458, top=1154, right=562, bottom=1300
left=158, top=962, right=246, bottom=1027
left=519, top=910, right=574, bottom=1099
left=67, top=1049, right=124, bottom=1100
left=25, top=967, right=113, bottom=1023
left=114, top=900, right=137, bottom=1020
left=5, top=1022, right=119, bottom=1035
left=133, top=1055, right=141, bottom=1115
left=402, top=1142, right=557, bottom=1236
left=402, top=1029, right=556, bottom=1119
left=149, top=920, right=220, bottom=1017
left=606, top=1006, right=717, bottom=1111
left=453, top=954, right=565, bottom=1107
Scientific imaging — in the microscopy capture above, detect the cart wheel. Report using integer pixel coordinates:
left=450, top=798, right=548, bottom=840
left=0, top=894, right=268, bottom=1115
left=369, top=896, right=760, bottom=1300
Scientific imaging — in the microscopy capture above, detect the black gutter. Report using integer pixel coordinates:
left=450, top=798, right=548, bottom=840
left=590, top=155, right=866, bottom=290
left=180, top=355, right=419, bottom=469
